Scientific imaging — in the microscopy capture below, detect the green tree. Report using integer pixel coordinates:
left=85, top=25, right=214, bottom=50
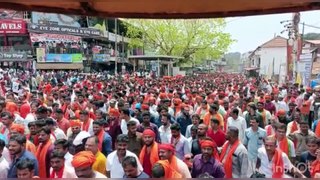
left=124, top=19, right=234, bottom=65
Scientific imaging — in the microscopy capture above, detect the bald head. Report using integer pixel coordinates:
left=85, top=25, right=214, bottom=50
left=198, top=124, right=208, bottom=130
left=265, top=136, right=277, bottom=146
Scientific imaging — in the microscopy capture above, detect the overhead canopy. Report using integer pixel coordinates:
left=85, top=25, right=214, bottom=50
left=1, top=0, right=320, bottom=18
left=128, top=55, right=183, bottom=61
left=36, top=63, right=83, bottom=70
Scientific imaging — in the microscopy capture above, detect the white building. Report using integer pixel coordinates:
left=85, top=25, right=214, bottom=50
left=250, top=36, right=287, bottom=83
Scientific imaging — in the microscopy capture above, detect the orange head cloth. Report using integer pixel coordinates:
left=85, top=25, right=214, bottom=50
left=6, top=102, right=18, bottom=114
left=70, top=120, right=82, bottom=127
left=277, top=109, right=286, bottom=116
left=200, top=140, right=216, bottom=149
left=156, top=160, right=182, bottom=178
left=71, top=151, right=96, bottom=168
left=200, top=140, right=219, bottom=160
left=158, top=143, right=175, bottom=154
left=141, top=104, right=149, bottom=111
left=143, top=129, right=155, bottom=138
left=10, top=123, right=25, bottom=134
left=159, top=93, right=167, bottom=99
left=109, top=109, right=120, bottom=117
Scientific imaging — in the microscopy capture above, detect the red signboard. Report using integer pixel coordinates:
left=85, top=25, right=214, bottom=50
left=0, top=20, right=27, bottom=34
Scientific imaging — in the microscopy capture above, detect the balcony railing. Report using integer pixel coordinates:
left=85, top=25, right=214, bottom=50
left=0, top=46, right=32, bottom=56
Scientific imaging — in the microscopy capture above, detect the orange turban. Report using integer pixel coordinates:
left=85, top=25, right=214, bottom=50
left=265, top=95, right=271, bottom=100
left=109, top=109, right=120, bottom=117
left=277, top=109, right=286, bottom=116
left=158, top=143, right=175, bottom=153
left=200, top=140, right=217, bottom=149
left=10, top=123, right=25, bottom=134
left=159, top=93, right=167, bottom=99
left=70, top=120, right=82, bottom=127
left=173, top=98, right=182, bottom=104
left=143, top=129, right=155, bottom=138
left=71, top=151, right=96, bottom=168
left=141, top=104, right=149, bottom=111
left=6, top=102, right=18, bottom=114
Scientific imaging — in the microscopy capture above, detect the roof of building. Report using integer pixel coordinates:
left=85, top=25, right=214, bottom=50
left=0, top=1, right=319, bottom=19
left=305, top=40, right=320, bottom=45
left=260, top=36, right=288, bottom=48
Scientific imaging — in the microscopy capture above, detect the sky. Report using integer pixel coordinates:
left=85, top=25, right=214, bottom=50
left=225, top=10, right=320, bottom=53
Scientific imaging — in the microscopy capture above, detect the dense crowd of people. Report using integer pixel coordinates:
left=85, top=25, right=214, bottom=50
left=0, top=69, right=320, bottom=178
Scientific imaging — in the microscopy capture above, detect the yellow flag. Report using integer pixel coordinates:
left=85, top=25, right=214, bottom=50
left=296, top=72, right=302, bottom=85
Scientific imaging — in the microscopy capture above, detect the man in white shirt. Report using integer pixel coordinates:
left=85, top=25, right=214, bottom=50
left=106, top=134, right=143, bottom=178
left=227, top=108, right=247, bottom=143
left=120, top=108, right=140, bottom=134
left=0, top=139, right=9, bottom=178
left=53, top=139, right=73, bottom=168
left=46, top=118, right=67, bottom=140
left=272, top=95, right=289, bottom=112
left=158, top=113, right=172, bottom=143
left=257, top=136, right=305, bottom=178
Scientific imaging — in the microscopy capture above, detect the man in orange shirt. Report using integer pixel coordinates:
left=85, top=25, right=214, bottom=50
left=36, top=127, right=54, bottom=178
left=139, top=129, right=159, bottom=176
left=10, top=123, right=36, bottom=155
left=203, top=104, right=224, bottom=129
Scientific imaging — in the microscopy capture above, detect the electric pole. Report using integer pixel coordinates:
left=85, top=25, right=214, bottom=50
left=115, top=19, right=118, bottom=75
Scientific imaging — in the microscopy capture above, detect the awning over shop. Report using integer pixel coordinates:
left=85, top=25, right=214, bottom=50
left=36, top=63, right=83, bottom=70
left=244, top=67, right=260, bottom=71
left=1, top=1, right=320, bottom=19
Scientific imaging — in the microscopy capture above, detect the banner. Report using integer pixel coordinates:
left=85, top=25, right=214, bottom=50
left=93, top=54, right=110, bottom=62
left=31, top=12, right=81, bottom=27
left=0, top=19, right=27, bottom=34
left=28, top=23, right=102, bottom=37
left=36, top=48, right=46, bottom=62
left=44, top=54, right=82, bottom=63
left=72, top=54, right=83, bottom=63
left=87, top=17, right=107, bottom=37
left=30, top=33, right=81, bottom=43
left=299, top=53, right=313, bottom=86
left=0, top=9, right=23, bottom=19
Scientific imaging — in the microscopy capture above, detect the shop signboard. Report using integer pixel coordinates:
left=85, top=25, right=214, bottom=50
left=0, top=19, right=27, bottom=34
left=30, top=33, right=81, bottom=43
left=28, top=23, right=102, bottom=37
left=0, top=52, right=27, bottom=61
left=45, top=53, right=83, bottom=63
left=93, top=54, right=110, bottom=62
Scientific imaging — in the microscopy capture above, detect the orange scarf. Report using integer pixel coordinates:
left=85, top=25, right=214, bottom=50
left=26, top=140, right=37, bottom=155
left=97, top=129, right=104, bottom=151
left=276, top=136, right=289, bottom=156
left=219, top=140, right=240, bottom=178
left=315, top=122, right=320, bottom=138
left=311, top=160, right=320, bottom=178
left=139, top=142, right=159, bottom=166
left=203, top=113, right=212, bottom=126
left=272, top=149, right=284, bottom=178
left=291, top=121, right=298, bottom=133
left=169, top=155, right=179, bottom=173
left=261, top=110, right=266, bottom=126
left=156, top=160, right=182, bottom=178
left=36, top=140, right=53, bottom=178
left=82, top=119, right=91, bottom=132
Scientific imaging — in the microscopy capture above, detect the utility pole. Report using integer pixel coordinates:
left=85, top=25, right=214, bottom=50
left=281, top=13, right=300, bottom=83
left=114, top=18, right=118, bottom=75
left=292, top=13, right=300, bottom=83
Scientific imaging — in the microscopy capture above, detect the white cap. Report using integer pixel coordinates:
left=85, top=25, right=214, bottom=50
left=73, top=131, right=90, bottom=146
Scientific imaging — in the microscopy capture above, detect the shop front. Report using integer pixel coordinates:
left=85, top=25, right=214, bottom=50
left=0, top=19, right=33, bottom=69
